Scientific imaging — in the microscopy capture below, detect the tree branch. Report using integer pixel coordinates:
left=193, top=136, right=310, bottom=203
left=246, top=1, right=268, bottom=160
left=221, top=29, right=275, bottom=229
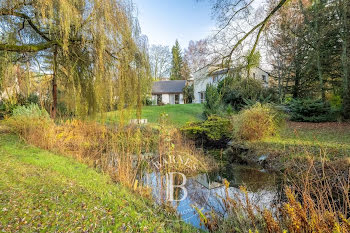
left=223, top=0, right=290, bottom=65
left=0, top=41, right=58, bottom=52
left=105, top=50, right=119, bottom=60
left=249, top=0, right=291, bottom=57
left=0, top=9, right=51, bottom=41
left=215, top=0, right=255, bottom=37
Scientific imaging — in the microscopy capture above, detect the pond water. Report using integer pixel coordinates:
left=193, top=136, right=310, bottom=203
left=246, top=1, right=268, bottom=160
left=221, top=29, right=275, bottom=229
left=142, top=163, right=282, bottom=229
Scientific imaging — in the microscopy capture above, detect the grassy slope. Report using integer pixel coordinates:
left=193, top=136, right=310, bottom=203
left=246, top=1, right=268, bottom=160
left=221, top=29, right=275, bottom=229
left=248, top=122, right=350, bottom=162
left=0, top=133, right=195, bottom=232
left=104, top=104, right=204, bottom=127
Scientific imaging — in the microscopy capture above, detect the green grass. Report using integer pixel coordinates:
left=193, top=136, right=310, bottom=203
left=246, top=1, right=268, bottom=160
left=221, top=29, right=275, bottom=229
left=104, top=104, right=204, bottom=127
left=248, top=122, right=350, bottom=161
left=0, top=133, right=195, bottom=232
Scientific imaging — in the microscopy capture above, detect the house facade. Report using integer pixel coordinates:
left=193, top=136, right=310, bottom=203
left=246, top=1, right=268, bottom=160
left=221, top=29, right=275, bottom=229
left=193, top=67, right=270, bottom=104
left=151, top=80, right=186, bottom=105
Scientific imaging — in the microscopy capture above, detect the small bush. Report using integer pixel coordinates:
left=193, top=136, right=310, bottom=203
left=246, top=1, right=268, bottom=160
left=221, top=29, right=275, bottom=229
left=12, top=103, right=49, bottom=119
left=218, top=76, right=279, bottom=111
left=0, top=102, right=5, bottom=119
left=233, top=103, right=285, bottom=141
left=26, top=93, right=40, bottom=105
left=0, top=101, right=17, bottom=117
left=143, top=96, right=153, bottom=106
left=288, top=99, right=336, bottom=122
left=4, top=104, right=53, bottom=149
left=327, top=93, right=342, bottom=110
left=183, top=84, right=194, bottom=104
left=203, top=84, right=223, bottom=117
left=181, top=115, right=232, bottom=147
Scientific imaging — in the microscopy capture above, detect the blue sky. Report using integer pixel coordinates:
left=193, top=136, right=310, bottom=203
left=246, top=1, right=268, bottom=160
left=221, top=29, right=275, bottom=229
left=133, top=0, right=215, bottom=49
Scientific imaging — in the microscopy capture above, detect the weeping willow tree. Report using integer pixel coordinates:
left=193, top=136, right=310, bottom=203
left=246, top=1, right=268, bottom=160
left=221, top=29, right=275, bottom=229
left=0, top=0, right=151, bottom=118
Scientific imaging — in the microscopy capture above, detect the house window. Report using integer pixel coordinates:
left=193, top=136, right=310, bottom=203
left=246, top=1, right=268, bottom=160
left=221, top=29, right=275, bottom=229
left=262, top=75, right=267, bottom=83
left=200, top=92, right=205, bottom=103
left=157, top=94, right=162, bottom=105
left=175, top=94, right=180, bottom=104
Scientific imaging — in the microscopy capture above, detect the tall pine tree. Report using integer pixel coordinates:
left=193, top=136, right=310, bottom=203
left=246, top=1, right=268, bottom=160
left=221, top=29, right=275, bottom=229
left=170, top=40, right=183, bottom=80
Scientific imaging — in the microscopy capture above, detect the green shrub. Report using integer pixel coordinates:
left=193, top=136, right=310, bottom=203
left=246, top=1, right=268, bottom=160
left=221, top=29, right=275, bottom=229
left=12, top=103, right=50, bottom=119
left=183, top=84, right=194, bottom=104
left=26, top=93, right=40, bottom=105
left=217, top=76, right=279, bottom=111
left=288, top=99, right=336, bottom=122
left=203, top=84, right=223, bottom=117
left=0, top=102, right=5, bottom=118
left=0, top=101, right=16, bottom=116
left=143, top=96, right=153, bottom=106
left=343, top=95, right=350, bottom=119
left=4, top=104, right=53, bottom=146
left=327, top=94, right=342, bottom=110
left=233, top=103, right=285, bottom=141
left=181, top=115, right=232, bottom=147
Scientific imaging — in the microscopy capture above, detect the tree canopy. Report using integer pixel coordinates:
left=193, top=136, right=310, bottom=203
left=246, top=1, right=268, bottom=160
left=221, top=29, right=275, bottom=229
left=170, top=40, right=184, bottom=80
left=208, top=0, right=350, bottom=118
left=0, top=0, right=151, bottom=118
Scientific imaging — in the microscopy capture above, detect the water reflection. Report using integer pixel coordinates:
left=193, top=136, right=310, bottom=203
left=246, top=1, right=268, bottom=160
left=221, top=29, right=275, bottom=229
left=142, top=164, right=281, bottom=229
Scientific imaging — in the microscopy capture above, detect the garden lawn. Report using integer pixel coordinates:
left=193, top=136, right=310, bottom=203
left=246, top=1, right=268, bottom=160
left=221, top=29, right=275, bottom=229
left=0, top=132, right=195, bottom=232
left=104, top=104, right=204, bottom=127
left=248, top=121, right=350, bottom=162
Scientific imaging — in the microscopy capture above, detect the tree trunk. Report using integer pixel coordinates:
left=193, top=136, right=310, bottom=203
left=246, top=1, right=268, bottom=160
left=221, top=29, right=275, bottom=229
left=340, top=0, right=350, bottom=119
left=316, top=48, right=325, bottom=101
left=315, top=16, right=325, bottom=102
left=276, top=54, right=283, bottom=102
left=293, top=59, right=301, bottom=99
left=136, top=73, right=142, bottom=121
left=51, top=46, right=58, bottom=119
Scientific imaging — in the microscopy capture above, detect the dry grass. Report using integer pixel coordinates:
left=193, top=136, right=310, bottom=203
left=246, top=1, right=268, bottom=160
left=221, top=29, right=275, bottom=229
left=153, top=114, right=217, bottom=175
left=3, top=112, right=214, bottom=190
left=197, top=159, right=350, bottom=233
left=0, top=134, right=196, bottom=232
left=232, top=104, right=285, bottom=141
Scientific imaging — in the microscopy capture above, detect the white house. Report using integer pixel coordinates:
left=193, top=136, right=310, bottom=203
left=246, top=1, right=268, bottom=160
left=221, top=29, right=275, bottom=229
left=193, top=67, right=270, bottom=104
left=151, top=80, right=186, bottom=105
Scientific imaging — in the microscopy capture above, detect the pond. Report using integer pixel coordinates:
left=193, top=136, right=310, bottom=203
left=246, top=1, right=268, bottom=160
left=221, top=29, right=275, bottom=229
left=142, top=163, right=282, bottom=230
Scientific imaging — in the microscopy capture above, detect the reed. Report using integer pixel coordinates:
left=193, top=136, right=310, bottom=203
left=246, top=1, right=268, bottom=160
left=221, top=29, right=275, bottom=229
left=3, top=106, right=214, bottom=192
left=197, top=159, right=350, bottom=233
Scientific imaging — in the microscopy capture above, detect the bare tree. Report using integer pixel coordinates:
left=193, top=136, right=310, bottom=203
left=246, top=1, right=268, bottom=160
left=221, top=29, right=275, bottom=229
left=184, top=39, right=209, bottom=73
left=149, top=45, right=171, bottom=80
left=209, top=0, right=289, bottom=66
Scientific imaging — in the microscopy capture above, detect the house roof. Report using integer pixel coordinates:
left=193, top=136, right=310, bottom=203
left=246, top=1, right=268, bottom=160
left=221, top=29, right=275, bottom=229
left=151, top=80, right=186, bottom=94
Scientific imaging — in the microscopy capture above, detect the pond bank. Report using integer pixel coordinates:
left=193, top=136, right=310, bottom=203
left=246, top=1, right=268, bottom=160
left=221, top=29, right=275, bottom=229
left=220, top=121, right=350, bottom=172
left=0, top=133, right=196, bottom=232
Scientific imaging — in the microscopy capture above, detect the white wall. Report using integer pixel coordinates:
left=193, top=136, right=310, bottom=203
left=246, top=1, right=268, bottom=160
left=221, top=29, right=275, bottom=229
left=193, top=68, right=226, bottom=104
left=193, top=68, right=209, bottom=104
left=179, top=94, right=184, bottom=104
left=151, top=95, right=157, bottom=105
left=192, top=67, right=270, bottom=103
left=162, top=94, right=170, bottom=104
left=151, top=93, right=184, bottom=105
left=250, top=67, right=269, bottom=87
